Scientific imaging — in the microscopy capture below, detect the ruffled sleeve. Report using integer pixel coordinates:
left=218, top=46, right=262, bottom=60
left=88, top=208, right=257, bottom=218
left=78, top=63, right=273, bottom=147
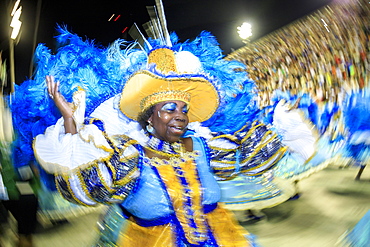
left=207, top=99, right=319, bottom=182
left=207, top=134, right=240, bottom=181
left=236, top=121, right=287, bottom=176
left=207, top=121, right=287, bottom=180
left=33, top=90, right=141, bottom=206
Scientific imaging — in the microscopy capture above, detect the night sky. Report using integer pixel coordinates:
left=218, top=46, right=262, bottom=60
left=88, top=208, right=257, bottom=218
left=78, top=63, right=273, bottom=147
left=1, top=0, right=332, bottom=85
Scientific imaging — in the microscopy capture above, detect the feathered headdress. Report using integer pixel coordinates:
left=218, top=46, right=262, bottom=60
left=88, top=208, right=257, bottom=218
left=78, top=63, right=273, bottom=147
left=10, top=1, right=260, bottom=169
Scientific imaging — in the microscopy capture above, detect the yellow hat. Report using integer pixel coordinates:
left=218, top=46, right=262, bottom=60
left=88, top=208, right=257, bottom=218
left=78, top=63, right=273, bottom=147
left=119, top=48, right=219, bottom=122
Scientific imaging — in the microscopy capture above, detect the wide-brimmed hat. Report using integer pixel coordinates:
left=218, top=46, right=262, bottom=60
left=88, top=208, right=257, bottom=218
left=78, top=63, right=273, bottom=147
left=119, top=48, right=219, bottom=122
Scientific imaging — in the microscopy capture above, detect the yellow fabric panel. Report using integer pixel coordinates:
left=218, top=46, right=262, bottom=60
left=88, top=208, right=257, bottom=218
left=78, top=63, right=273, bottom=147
left=117, top=156, right=251, bottom=246
left=155, top=158, right=207, bottom=244
left=207, top=206, right=251, bottom=247
left=117, top=221, right=175, bottom=247
left=117, top=205, right=251, bottom=247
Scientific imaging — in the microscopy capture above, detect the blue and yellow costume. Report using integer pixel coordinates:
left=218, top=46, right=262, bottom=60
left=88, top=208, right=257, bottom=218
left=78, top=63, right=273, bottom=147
left=28, top=30, right=271, bottom=245
left=13, top=16, right=316, bottom=245
left=33, top=83, right=280, bottom=246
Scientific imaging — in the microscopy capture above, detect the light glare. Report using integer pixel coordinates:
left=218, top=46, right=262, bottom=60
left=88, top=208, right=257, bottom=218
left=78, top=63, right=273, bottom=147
left=10, top=6, right=22, bottom=40
left=11, top=0, right=20, bottom=16
left=237, top=22, right=252, bottom=40
left=108, top=14, right=115, bottom=21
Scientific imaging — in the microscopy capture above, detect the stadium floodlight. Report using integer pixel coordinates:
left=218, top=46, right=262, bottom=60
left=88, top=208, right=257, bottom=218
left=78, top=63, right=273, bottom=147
left=237, top=22, right=252, bottom=43
left=10, top=0, right=22, bottom=40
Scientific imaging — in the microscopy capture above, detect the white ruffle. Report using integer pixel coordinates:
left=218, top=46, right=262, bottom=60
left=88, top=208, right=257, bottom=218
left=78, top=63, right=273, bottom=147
left=72, top=88, right=87, bottom=129
left=207, top=138, right=238, bottom=149
left=89, top=95, right=149, bottom=146
left=273, top=100, right=316, bottom=160
left=34, top=117, right=113, bottom=174
left=69, top=174, right=97, bottom=205
left=187, top=122, right=213, bottom=140
left=34, top=90, right=113, bottom=174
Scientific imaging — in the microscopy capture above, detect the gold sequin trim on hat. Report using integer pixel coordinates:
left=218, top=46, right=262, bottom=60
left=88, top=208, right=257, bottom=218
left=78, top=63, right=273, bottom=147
left=141, top=90, right=191, bottom=111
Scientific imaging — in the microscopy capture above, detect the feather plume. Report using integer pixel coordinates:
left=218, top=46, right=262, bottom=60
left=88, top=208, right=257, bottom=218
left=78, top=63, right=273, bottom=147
left=11, top=27, right=258, bottom=168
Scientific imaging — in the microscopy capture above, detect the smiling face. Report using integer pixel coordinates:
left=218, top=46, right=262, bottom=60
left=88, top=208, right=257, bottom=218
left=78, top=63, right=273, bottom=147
left=148, top=100, right=189, bottom=143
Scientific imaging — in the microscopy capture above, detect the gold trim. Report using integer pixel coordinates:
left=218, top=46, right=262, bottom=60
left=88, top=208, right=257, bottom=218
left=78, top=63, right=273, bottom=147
left=141, top=91, right=191, bottom=112
left=233, top=122, right=251, bottom=135
left=241, top=146, right=288, bottom=175
left=209, top=134, right=239, bottom=143
left=208, top=145, right=237, bottom=152
left=240, top=122, right=265, bottom=143
left=239, top=131, right=277, bottom=165
left=115, top=167, right=139, bottom=186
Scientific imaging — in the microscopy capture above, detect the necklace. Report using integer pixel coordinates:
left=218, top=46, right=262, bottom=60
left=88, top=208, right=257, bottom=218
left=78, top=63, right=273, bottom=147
left=146, top=134, right=185, bottom=157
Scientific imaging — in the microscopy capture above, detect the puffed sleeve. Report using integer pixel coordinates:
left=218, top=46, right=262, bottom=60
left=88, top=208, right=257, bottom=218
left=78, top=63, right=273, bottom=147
left=34, top=90, right=141, bottom=206
left=207, top=121, right=287, bottom=181
left=54, top=134, right=141, bottom=206
left=207, top=134, right=239, bottom=181
left=235, top=121, right=287, bottom=176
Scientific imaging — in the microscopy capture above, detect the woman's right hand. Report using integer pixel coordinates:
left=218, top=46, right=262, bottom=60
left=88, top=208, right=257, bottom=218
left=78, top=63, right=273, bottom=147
left=46, top=75, right=74, bottom=119
left=46, top=75, right=77, bottom=134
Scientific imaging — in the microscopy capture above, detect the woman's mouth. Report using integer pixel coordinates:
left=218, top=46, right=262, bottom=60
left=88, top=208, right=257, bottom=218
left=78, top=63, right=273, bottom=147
left=170, top=125, right=185, bottom=134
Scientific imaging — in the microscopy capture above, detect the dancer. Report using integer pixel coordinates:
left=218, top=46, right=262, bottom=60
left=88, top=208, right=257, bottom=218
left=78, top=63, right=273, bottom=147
left=36, top=46, right=264, bottom=246
left=13, top=4, right=318, bottom=245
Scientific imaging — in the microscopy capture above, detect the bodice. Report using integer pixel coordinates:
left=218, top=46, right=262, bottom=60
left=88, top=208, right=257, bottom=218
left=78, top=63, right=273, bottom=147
left=121, top=136, right=221, bottom=221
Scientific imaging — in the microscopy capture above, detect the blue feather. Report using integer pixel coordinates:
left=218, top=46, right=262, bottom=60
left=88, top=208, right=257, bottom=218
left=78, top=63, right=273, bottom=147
left=11, top=27, right=259, bottom=169
left=343, top=92, right=370, bottom=133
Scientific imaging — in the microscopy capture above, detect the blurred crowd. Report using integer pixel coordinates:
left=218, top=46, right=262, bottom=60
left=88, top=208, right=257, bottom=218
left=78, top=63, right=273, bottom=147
left=228, top=0, right=369, bottom=109
left=1, top=0, right=370, bottom=246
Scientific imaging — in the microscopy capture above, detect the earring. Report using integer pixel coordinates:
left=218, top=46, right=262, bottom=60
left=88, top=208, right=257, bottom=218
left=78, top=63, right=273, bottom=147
left=146, top=121, right=154, bottom=133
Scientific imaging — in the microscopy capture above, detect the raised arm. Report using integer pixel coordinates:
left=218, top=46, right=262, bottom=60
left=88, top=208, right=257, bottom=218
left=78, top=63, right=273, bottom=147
left=46, top=75, right=77, bottom=134
left=36, top=80, right=141, bottom=206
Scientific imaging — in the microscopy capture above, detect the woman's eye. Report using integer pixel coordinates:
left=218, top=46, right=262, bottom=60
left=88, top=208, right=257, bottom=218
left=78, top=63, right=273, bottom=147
left=161, top=102, right=177, bottom=112
left=182, top=106, right=189, bottom=114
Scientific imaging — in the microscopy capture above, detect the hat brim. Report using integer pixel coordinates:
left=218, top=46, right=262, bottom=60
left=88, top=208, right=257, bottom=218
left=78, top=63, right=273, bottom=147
left=120, top=71, right=219, bottom=122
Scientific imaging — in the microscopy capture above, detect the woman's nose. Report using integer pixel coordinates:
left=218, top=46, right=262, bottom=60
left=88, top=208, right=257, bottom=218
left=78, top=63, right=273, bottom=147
left=174, top=111, right=186, bottom=122
left=175, top=115, right=186, bottom=122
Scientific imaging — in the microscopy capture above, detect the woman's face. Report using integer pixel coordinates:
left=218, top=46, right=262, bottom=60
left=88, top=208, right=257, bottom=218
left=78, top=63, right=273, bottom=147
left=148, top=100, right=189, bottom=143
